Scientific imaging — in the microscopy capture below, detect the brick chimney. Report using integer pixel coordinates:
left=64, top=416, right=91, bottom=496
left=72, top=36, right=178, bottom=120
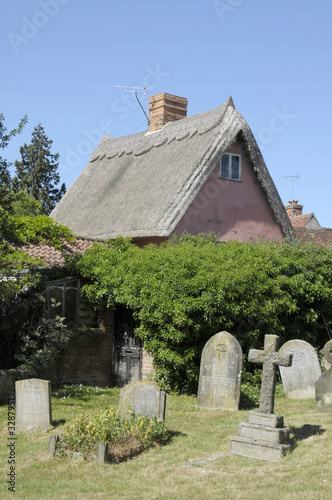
left=285, top=200, right=303, bottom=216
left=148, top=93, right=188, bottom=132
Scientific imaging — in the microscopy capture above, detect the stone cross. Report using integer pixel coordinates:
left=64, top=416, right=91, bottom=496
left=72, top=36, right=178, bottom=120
left=248, top=335, right=292, bottom=414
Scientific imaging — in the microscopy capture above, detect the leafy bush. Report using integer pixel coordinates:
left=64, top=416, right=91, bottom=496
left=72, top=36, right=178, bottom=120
left=75, top=234, right=332, bottom=393
left=57, top=406, right=170, bottom=461
left=0, top=280, right=70, bottom=371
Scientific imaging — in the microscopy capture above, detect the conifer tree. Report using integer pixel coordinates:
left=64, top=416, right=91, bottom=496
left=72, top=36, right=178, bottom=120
left=0, top=113, right=27, bottom=212
left=13, top=124, right=66, bottom=215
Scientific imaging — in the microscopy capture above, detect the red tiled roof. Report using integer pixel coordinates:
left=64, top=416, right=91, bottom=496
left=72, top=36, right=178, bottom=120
left=288, top=213, right=316, bottom=228
left=294, top=227, right=332, bottom=245
left=17, top=238, right=95, bottom=268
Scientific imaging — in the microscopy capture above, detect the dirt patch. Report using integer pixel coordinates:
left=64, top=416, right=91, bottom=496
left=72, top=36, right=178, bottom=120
left=108, top=437, right=144, bottom=463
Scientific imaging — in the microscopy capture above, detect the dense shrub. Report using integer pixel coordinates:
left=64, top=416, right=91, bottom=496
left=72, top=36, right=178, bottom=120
left=0, top=280, right=69, bottom=371
left=75, top=234, right=332, bottom=393
left=57, top=406, right=170, bottom=461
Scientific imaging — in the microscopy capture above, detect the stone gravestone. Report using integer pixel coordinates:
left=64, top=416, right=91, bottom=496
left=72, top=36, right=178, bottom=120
left=16, top=379, right=52, bottom=430
left=279, top=340, right=321, bottom=398
left=315, top=340, right=332, bottom=413
left=196, top=331, right=242, bottom=411
left=119, top=380, right=166, bottom=421
left=230, top=335, right=293, bottom=461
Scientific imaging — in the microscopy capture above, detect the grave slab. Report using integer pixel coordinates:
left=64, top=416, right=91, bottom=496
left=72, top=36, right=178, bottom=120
left=119, top=380, right=166, bottom=420
left=16, top=378, right=52, bottom=430
left=315, top=340, right=332, bottom=412
left=279, top=340, right=321, bottom=398
left=196, top=331, right=242, bottom=410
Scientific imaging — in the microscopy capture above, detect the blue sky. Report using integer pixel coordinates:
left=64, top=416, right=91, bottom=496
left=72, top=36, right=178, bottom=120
left=1, top=0, right=332, bottom=227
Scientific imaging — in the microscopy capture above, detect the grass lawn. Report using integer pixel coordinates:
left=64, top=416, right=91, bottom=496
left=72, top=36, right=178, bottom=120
left=1, top=385, right=332, bottom=500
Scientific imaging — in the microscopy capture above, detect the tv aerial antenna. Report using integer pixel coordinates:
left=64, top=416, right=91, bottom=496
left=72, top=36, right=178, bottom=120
left=282, top=173, right=300, bottom=215
left=114, top=82, right=149, bottom=126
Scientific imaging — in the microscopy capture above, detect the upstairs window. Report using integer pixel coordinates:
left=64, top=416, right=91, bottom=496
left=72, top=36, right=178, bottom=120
left=220, top=153, right=241, bottom=181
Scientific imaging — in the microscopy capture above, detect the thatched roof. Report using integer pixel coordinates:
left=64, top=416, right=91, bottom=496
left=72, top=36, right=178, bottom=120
left=51, top=97, right=294, bottom=240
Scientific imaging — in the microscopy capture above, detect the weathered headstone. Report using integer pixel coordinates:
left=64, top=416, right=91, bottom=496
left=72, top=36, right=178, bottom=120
left=196, top=331, right=242, bottom=411
left=315, top=340, right=332, bottom=413
left=230, top=335, right=293, bottom=461
left=279, top=340, right=321, bottom=398
left=16, top=379, right=52, bottom=430
left=119, top=380, right=166, bottom=420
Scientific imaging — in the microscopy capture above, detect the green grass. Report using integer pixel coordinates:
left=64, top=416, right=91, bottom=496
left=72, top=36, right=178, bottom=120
left=1, top=385, right=332, bottom=499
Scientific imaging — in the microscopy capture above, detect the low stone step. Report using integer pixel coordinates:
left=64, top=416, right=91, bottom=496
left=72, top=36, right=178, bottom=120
left=229, top=436, right=292, bottom=462
left=238, top=421, right=290, bottom=444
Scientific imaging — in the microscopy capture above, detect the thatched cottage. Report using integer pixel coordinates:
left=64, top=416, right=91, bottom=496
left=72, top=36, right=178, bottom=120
left=19, top=94, right=297, bottom=388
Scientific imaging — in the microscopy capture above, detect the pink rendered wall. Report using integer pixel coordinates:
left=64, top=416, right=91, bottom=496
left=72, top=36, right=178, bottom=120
left=175, top=142, right=284, bottom=242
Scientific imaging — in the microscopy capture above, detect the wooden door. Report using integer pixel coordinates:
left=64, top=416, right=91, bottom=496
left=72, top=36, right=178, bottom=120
left=112, top=305, right=142, bottom=386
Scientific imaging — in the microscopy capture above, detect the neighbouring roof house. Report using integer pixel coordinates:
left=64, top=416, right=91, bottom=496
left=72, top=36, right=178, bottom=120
left=9, top=94, right=296, bottom=390
left=285, top=200, right=332, bottom=245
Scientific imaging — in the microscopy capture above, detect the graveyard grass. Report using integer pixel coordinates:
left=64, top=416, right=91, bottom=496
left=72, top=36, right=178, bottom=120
left=1, top=386, right=332, bottom=500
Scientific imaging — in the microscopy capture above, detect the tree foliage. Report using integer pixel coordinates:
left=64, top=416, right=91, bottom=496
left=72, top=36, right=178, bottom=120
left=0, top=113, right=27, bottom=212
left=0, top=115, right=73, bottom=296
left=1, top=191, right=73, bottom=305
left=0, top=282, right=68, bottom=371
left=13, top=123, right=66, bottom=215
left=75, top=234, right=332, bottom=393
left=0, top=114, right=73, bottom=370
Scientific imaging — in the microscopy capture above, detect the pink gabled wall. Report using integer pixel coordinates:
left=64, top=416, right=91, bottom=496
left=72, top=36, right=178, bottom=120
left=174, top=141, right=283, bottom=242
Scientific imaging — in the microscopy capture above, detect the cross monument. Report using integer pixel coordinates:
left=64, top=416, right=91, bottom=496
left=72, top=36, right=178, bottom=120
left=248, top=335, right=292, bottom=414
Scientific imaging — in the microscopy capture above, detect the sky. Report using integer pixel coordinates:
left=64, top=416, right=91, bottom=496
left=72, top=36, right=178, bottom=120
left=1, top=0, right=332, bottom=227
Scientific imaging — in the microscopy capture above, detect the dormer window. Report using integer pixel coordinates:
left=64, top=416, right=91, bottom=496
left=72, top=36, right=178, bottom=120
left=219, top=153, right=241, bottom=181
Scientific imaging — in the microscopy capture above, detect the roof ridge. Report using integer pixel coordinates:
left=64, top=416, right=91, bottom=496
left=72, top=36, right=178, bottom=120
left=89, top=97, right=235, bottom=162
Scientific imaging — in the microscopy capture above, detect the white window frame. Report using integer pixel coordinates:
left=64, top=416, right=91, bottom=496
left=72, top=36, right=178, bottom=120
left=219, top=153, right=241, bottom=181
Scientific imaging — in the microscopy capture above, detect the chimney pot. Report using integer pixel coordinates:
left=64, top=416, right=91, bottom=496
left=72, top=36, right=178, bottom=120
left=285, top=201, right=303, bottom=217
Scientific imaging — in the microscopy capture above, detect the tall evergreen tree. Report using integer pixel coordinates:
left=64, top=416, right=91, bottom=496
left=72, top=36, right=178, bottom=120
left=0, top=113, right=27, bottom=213
left=13, top=124, right=66, bottom=215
